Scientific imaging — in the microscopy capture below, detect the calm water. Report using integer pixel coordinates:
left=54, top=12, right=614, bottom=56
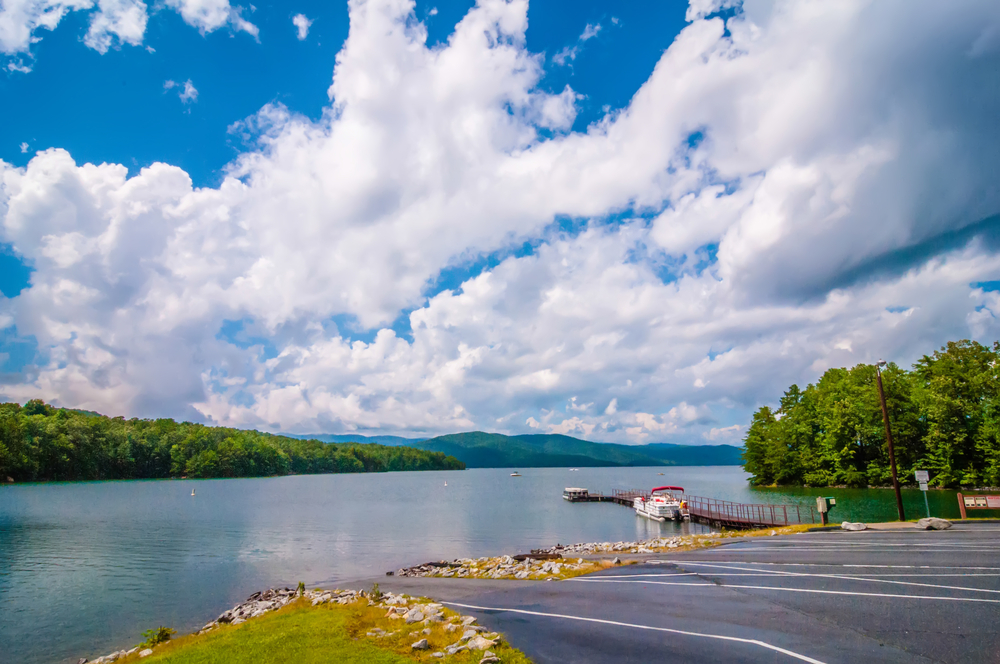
left=0, top=466, right=983, bottom=663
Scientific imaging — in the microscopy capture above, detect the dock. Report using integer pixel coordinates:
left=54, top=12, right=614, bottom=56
left=565, top=488, right=820, bottom=529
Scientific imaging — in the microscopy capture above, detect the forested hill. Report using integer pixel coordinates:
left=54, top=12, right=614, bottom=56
left=0, top=401, right=463, bottom=483
left=742, top=339, right=1000, bottom=489
left=414, top=432, right=743, bottom=467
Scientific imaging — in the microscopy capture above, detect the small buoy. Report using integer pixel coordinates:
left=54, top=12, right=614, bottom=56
left=444, top=481, right=447, bottom=486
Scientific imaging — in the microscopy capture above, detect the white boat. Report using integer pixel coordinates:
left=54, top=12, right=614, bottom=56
left=510, top=472, right=521, bottom=477
left=634, top=486, right=687, bottom=522
left=191, top=488, right=196, bottom=496
left=563, top=487, right=589, bottom=501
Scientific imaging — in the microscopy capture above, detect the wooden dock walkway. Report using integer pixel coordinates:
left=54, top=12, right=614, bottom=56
left=566, top=488, right=820, bottom=529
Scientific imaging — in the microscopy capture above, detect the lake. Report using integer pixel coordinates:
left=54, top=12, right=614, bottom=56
left=0, top=466, right=976, bottom=663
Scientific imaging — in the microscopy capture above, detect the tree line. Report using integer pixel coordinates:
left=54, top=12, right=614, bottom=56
left=742, top=340, right=1000, bottom=489
left=0, top=400, right=464, bottom=482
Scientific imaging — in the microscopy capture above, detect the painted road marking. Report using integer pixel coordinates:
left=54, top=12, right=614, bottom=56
left=442, top=601, right=827, bottom=664
left=593, top=571, right=1000, bottom=578
left=711, top=546, right=1000, bottom=553
left=574, top=578, right=1000, bottom=603
left=650, top=560, right=1000, bottom=570
left=659, top=561, right=1000, bottom=595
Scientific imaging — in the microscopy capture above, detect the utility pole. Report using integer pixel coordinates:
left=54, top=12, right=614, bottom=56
left=876, top=360, right=905, bottom=521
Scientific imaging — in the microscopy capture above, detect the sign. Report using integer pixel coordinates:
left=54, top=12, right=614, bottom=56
left=989, top=496, right=1000, bottom=509
left=915, top=470, right=929, bottom=483
left=919, top=482, right=928, bottom=491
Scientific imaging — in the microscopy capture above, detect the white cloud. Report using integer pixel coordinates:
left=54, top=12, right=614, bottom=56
left=3, top=0, right=1000, bottom=444
left=0, top=0, right=256, bottom=64
left=704, top=424, right=743, bottom=442
left=84, top=0, right=147, bottom=53
left=579, top=23, right=600, bottom=41
left=19, top=142, right=29, bottom=153
left=164, top=79, right=198, bottom=104
left=163, top=0, right=257, bottom=36
left=553, top=22, right=601, bottom=66
left=292, top=12, right=311, bottom=40
left=0, top=0, right=92, bottom=55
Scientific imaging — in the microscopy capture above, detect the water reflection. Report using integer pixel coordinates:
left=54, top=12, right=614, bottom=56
left=0, top=466, right=989, bottom=663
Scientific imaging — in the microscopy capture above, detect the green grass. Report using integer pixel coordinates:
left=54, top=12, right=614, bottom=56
left=119, top=598, right=532, bottom=664
left=135, top=604, right=410, bottom=664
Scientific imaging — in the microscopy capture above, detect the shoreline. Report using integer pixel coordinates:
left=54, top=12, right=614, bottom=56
left=73, top=526, right=792, bottom=662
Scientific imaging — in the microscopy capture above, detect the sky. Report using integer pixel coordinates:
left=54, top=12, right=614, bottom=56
left=1, top=0, right=1000, bottom=445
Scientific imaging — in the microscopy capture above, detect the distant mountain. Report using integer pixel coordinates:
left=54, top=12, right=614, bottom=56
left=412, top=432, right=742, bottom=468
left=283, top=433, right=427, bottom=446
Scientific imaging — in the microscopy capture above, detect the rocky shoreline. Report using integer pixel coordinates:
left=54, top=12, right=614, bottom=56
left=80, top=586, right=506, bottom=663
left=79, top=532, right=727, bottom=662
left=392, top=532, right=724, bottom=580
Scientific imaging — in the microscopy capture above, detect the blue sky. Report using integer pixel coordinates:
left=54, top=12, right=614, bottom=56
left=2, top=0, right=1000, bottom=442
left=2, top=1, right=688, bottom=188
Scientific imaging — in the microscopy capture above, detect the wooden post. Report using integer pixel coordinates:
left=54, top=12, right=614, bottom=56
left=958, top=492, right=967, bottom=520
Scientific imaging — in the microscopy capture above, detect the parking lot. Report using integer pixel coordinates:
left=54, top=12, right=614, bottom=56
left=378, top=523, right=1000, bottom=663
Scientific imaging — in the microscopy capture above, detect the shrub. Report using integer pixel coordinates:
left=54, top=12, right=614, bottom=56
left=140, top=626, right=176, bottom=648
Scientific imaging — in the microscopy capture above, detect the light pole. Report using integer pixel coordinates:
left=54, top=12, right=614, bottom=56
left=875, top=360, right=905, bottom=521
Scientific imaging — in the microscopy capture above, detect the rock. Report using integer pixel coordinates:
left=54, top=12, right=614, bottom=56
left=77, top=659, right=88, bottom=664
left=405, top=609, right=425, bottom=624
left=917, top=517, right=953, bottom=530
left=445, top=644, right=467, bottom=655
left=385, top=571, right=394, bottom=576
left=461, top=616, right=478, bottom=626
left=461, top=629, right=478, bottom=641
left=467, top=635, right=497, bottom=650
left=841, top=522, right=867, bottom=531
left=611, top=557, right=621, bottom=565
left=444, top=623, right=459, bottom=632
left=139, top=650, right=153, bottom=658
left=412, top=639, right=430, bottom=650
left=431, top=653, right=445, bottom=659
left=480, top=651, right=501, bottom=664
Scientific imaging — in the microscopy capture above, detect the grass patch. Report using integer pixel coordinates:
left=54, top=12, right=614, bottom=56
left=116, top=599, right=531, bottom=664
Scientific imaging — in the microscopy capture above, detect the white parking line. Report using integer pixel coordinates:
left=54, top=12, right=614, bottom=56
left=442, top=601, right=827, bottom=664
left=714, top=546, right=1000, bottom=553
left=651, top=560, right=1000, bottom=570
left=574, top=578, right=1000, bottom=603
left=659, top=561, right=1000, bottom=595
left=595, top=571, right=1000, bottom=578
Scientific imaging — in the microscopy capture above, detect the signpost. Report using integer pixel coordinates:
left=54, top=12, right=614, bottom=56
left=915, top=470, right=930, bottom=518
left=956, top=492, right=1000, bottom=519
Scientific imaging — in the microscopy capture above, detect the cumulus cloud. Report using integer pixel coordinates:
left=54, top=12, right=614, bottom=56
left=292, top=13, right=311, bottom=40
left=19, top=142, right=29, bottom=153
left=3, top=0, right=1000, bottom=444
left=164, top=0, right=257, bottom=37
left=84, top=0, right=147, bottom=53
left=164, top=79, right=198, bottom=104
left=0, top=0, right=256, bottom=64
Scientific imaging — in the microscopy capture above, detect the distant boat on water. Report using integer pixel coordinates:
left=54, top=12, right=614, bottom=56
left=510, top=472, right=521, bottom=477
left=191, top=488, right=196, bottom=496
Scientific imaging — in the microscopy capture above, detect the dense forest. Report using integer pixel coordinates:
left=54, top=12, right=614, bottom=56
left=0, top=400, right=464, bottom=482
left=742, top=340, right=1000, bottom=489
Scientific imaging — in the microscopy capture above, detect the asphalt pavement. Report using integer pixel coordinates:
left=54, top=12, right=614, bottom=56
left=367, top=522, right=1000, bottom=663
